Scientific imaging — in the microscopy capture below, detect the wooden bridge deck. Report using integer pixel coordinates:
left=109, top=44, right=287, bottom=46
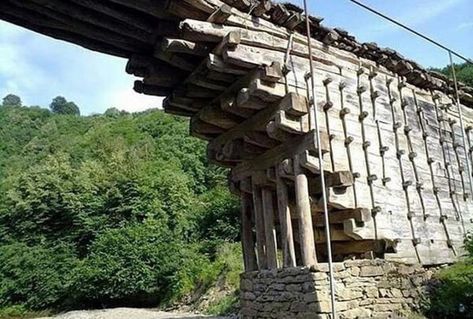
left=2, top=0, right=473, bottom=268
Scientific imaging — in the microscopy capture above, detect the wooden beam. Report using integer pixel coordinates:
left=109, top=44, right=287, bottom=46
left=208, top=92, right=309, bottom=159
left=105, top=0, right=177, bottom=20
left=161, top=38, right=210, bottom=57
left=261, top=188, right=278, bottom=269
left=207, top=4, right=232, bottom=23
left=294, top=155, right=318, bottom=266
left=276, top=170, right=297, bottom=267
left=313, top=208, right=372, bottom=226
left=252, top=181, right=267, bottom=269
left=25, top=0, right=154, bottom=43
left=134, top=81, right=171, bottom=96
left=241, top=192, right=258, bottom=271
left=0, top=10, right=133, bottom=58
left=231, top=131, right=329, bottom=181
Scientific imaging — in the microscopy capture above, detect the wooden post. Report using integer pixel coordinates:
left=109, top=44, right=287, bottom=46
left=241, top=192, right=258, bottom=271
left=276, top=169, right=297, bottom=267
left=252, top=180, right=267, bottom=269
left=261, top=187, right=279, bottom=269
left=293, top=155, right=318, bottom=266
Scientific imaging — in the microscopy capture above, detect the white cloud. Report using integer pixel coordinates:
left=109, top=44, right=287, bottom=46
left=107, top=87, right=163, bottom=113
left=0, top=21, right=160, bottom=114
left=457, top=22, right=473, bottom=31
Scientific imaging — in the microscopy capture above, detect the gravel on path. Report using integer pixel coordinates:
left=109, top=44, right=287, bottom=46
left=35, top=308, right=227, bottom=319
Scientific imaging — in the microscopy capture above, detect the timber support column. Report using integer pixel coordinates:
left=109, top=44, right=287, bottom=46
left=276, top=167, right=297, bottom=267
left=293, top=155, right=318, bottom=266
left=261, top=187, right=278, bottom=269
left=252, top=179, right=267, bottom=269
left=240, top=192, right=257, bottom=271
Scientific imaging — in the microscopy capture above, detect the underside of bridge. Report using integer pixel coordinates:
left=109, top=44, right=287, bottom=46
left=2, top=0, right=473, bottom=270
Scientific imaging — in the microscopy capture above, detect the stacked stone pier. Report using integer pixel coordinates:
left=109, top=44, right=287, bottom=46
left=1, top=0, right=473, bottom=317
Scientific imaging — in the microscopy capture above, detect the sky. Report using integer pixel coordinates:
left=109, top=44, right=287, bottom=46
left=0, top=0, right=472, bottom=115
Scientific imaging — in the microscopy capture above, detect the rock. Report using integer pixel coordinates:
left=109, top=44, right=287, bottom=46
left=360, top=266, right=384, bottom=277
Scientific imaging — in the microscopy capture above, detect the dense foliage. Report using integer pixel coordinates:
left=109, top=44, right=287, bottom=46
left=49, top=96, right=80, bottom=116
left=432, top=62, right=473, bottom=87
left=426, top=237, right=473, bottom=318
left=0, top=100, right=240, bottom=313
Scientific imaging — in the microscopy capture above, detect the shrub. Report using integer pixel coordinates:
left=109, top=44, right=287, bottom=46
left=68, top=222, right=183, bottom=307
left=427, top=238, right=473, bottom=318
left=0, top=243, right=77, bottom=310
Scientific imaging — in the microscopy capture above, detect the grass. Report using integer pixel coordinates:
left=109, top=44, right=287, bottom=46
left=0, top=305, right=52, bottom=319
left=205, top=293, right=239, bottom=316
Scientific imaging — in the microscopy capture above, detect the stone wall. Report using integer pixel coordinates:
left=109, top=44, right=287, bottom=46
left=240, top=259, right=439, bottom=319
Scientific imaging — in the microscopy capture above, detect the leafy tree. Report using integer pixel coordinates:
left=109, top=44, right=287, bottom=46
left=0, top=105, right=240, bottom=312
left=104, top=107, right=120, bottom=117
left=432, top=62, right=473, bottom=87
left=2, top=94, right=22, bottom=107
left=50, top=96, right=80, bottom=115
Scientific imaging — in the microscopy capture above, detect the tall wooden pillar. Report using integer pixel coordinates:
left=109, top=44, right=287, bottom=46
left=276, top=170, right=297, bottom=267
left=261, top=187, right=278, bottom=269
left=241, top=192, right=258, bottom=271
left=293, top=155, right=318, bottom=266
left=252, top=180, right=267, bottom=269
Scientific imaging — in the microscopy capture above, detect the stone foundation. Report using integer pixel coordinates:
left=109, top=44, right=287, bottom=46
left=240, top=259, right=439, bottom=318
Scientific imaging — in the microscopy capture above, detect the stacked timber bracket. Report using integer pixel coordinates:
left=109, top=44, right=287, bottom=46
left=2, top=0, right=473, bottom=268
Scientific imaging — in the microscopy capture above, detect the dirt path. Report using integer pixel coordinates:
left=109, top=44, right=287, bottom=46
left=36, top=308, right=228, bottom=319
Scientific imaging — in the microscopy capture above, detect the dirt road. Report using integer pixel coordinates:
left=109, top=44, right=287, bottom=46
left=36, top=308, right=228, bottom=319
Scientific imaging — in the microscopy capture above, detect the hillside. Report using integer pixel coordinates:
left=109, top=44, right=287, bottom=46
left=0, top=104, right=241, bottom=317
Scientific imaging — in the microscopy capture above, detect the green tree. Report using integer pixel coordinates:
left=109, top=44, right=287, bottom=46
left=432, top=62, right=473, bottom=87
left=50, top=96, right=80, bottom=115
left=2, top=94, right=22, bottom=107
left=0, top=105, right=240, bottom=312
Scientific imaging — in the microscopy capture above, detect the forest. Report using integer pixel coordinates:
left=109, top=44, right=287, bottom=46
left=0, top=62, right=472, bottom=318
left=0, top=95, right=242, bottom=317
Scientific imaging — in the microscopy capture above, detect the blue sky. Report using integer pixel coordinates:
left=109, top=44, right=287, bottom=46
left=0, top=0, right=471, bottom=115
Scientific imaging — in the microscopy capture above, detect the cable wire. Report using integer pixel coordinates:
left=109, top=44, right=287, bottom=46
left=302, top=0, right=337, bottom=318
left=349, top=0, right=472, bottom=64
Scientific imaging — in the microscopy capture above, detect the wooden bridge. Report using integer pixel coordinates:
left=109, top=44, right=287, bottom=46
left=2, top=0, right=473, bottom=269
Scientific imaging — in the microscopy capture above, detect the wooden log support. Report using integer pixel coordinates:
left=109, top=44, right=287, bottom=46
left=207, top=3, right=232, bottom=23
left=313, top=208, right=372, bottom=226
left=261, top=187, right=278, bottom=269
left=241, top=192, right=258, bottom=271
left=293, top=155, right=318, bottom=266
left=161, top=38, right=210, bottom=56
left=276, top=168, right=297, bottom=267
left=251, top=180, right=267, bottom=269
left=232, top=130, right=329, bottom=181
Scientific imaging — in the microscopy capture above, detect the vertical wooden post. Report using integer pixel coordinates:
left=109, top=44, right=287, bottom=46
left=252, top=179, right=267, bottom=269
left=276, top=170, right=297, bottom=267
left=241, top=192, right=258, bottom=271
left=261, top=187, right=278, bottom=269
left=293, top=155, right=318, bottom=266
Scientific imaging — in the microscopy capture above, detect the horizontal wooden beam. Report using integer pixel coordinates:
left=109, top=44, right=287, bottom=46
left=232, top=131, right=329, bottom=181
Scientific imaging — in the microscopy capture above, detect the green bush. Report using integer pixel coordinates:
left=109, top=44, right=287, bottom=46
left=68, top=222, right=184, bottom=307
left=0, top=105, right=241, bottom=313
left=0, top=243, right=77, bottom=309
left=427, top=238, right=473, bottom=318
